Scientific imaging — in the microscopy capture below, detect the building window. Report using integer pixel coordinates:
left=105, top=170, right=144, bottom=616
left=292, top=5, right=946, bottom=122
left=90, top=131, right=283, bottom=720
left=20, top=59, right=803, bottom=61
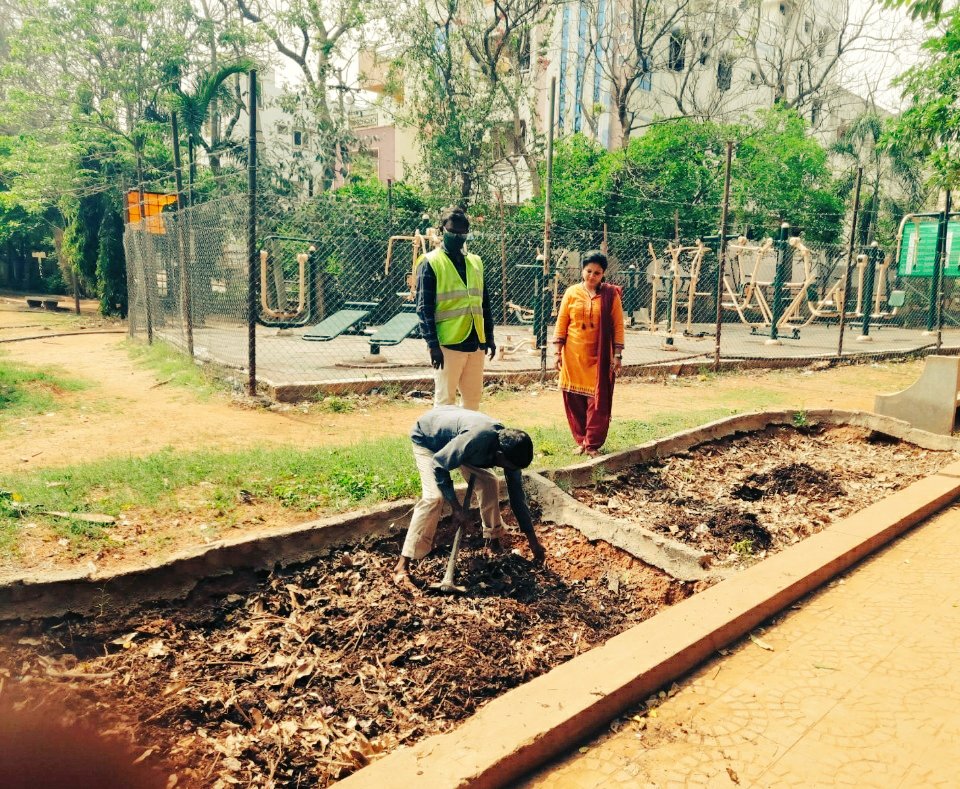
left=749, top=70, right=759, bottom=85
left=293, top=130, right=304, bottom=148
left=639, top=54, right=653, bottom=90
left=515, top=27, right=531, bottom=72
left=804, top=19, right=813, bottom=35
left=717, top=57, right=733, bottom=92
left=810, top=100, right=822, bottom=126
left=699, top=33, right=711, bottom=65
left=668, top=31, right=686, bottom=71
left=817, top=28, right=830, bottom=57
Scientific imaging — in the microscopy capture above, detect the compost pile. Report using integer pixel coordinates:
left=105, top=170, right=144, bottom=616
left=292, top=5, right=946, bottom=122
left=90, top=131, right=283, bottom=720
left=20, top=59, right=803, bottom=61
left=0, top=523, right=688, bottom=788
left=574, top=424, right=955, bottom=565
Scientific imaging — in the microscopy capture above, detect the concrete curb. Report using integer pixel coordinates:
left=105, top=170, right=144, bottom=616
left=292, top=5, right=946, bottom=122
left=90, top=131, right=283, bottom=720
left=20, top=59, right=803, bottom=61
left=262, top=346, right=960, bottom=400
left=337, top=459, right=960, bottom=789
left=524, top=471, right=712, bottom=583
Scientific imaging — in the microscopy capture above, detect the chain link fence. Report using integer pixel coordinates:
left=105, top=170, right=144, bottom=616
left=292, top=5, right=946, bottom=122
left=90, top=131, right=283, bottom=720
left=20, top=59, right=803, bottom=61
left=124, top=192, right=960, bottom=401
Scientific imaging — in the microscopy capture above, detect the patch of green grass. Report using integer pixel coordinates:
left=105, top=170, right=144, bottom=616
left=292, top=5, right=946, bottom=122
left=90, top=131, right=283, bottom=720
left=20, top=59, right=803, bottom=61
left=124, top=339, right=224, bottom=398
left=0, top=437, right=421, bottom=546
left=0, top=357, right=87, bottom=418
left=732, top=538, right=755, bottom=557
left=528, top=407, right=735, bottom=468
left=0, top=403, right=775, bottom=554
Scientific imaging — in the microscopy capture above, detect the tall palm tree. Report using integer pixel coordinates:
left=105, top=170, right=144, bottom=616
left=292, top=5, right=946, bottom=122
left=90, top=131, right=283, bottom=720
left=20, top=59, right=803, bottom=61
left=833, top=110, right=927, bottom=246
left=170, top=61, right=254, bottom=203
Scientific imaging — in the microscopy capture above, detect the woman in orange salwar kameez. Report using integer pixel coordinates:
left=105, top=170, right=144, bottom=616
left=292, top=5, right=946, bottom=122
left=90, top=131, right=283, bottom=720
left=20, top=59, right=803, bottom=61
left=553, top=251, right=625, bottom=457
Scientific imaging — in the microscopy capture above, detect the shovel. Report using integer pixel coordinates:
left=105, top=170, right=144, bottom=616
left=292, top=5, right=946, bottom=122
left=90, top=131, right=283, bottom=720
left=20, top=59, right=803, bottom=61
left=430, top=474, right=476, bottom=594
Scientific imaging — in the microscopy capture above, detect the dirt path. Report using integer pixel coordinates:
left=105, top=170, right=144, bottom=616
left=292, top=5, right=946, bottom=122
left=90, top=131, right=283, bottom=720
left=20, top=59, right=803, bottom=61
left=0, top=302, right=922, bottom=474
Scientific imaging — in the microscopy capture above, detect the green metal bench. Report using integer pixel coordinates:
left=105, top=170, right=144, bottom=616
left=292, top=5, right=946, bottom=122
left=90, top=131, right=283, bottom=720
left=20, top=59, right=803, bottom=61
left=303, top=301, right=378, bottom=342
left=368, top=305, right=420, bottom=355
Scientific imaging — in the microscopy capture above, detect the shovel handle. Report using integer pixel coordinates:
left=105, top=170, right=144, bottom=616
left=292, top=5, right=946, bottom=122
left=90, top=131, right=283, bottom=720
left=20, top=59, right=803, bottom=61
left=439, top=475, right=476, bottom=588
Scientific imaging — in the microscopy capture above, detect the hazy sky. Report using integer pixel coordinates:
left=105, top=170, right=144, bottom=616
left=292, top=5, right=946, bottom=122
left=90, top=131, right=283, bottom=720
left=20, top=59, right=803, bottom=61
left=841, top=0, right=930, bottom=112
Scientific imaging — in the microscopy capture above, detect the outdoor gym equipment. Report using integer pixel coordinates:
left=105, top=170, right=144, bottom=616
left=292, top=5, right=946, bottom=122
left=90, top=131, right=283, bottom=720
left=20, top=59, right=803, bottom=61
left=367, top=304, right=420, bottom=355
left=430, top=475, right=477, bottom=595
left=721, top=237, right=775, bottom=330
left=721, top=236, right=815, bottom=339
left=257, top=235, right=317, bottom=328
left=384, top=228, right=441, bottom=302
left=772, top=236, right=817, bottom=336
left=648, top=240, right=711, bottom=335
left=260, top=249, right=307, bottom=322
left=302, top=301, right=378, bottom=341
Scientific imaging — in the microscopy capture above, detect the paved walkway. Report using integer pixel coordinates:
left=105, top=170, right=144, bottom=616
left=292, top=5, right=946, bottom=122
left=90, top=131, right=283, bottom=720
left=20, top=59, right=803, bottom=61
left=519, top=503, right=960, bottom=788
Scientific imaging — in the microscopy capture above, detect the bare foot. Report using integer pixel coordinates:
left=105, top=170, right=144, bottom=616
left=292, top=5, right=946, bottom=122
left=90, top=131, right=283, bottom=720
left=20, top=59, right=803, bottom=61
left=391, top=570, right=421, bottom=596
left=585, top=448, right=602, bottom=458
left=573, top=445, right=585, bottom=455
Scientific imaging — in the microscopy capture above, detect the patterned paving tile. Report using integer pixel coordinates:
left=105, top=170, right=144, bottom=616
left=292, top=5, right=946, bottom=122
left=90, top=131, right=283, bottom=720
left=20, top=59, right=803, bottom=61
left=518, top=505, right=960, bottom=789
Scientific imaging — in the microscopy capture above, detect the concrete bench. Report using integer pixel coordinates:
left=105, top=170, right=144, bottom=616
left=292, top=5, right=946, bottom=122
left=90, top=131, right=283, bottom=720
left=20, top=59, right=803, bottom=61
left=26, top=298, right=43, bottom=309
left=874, top=355, right=960, bottom=435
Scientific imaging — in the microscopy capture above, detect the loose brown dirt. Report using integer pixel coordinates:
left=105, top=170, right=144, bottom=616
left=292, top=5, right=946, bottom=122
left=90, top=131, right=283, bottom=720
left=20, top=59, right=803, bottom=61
left=574, top=424, right=956, bottom=565
left=0, top=522, right=690, bottom=788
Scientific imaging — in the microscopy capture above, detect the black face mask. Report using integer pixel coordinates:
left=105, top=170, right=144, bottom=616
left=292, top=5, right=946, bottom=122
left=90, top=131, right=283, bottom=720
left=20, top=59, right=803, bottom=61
left=443, top=231, right=468, bottom=253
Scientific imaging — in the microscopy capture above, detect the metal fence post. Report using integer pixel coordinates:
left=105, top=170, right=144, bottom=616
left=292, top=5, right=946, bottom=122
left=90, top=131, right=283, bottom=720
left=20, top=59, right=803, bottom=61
left=767, top=222, right=790, bottom=344
left=136, top=156, right=153, bottom=345
left=937, top=190, right=952, bottom=350
left=857, top=241, right=881, bottom=341
left=171, top=111, right=194, bottom=358
left=837, top=167, right=864, bottom=360
left=714, top=140, right=733, bottom=368
left=540, top=76, right=556, bottom=382
left=927, top=193, right=950, bottom=333
left=247, top=69, right=258, bottom=398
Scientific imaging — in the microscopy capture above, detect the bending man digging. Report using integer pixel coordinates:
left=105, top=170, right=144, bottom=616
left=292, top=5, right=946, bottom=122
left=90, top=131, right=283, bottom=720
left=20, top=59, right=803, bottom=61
left=393, top=405, right=547, bottom=594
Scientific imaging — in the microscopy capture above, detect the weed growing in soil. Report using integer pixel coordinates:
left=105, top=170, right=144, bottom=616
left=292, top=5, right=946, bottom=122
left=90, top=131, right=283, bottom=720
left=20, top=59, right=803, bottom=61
left=313, top=394, right=355, bottom=413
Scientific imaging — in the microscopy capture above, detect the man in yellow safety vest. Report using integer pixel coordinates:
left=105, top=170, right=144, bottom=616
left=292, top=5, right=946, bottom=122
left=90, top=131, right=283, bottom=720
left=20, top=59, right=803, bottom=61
left=415, top=206, right=495, bottom=410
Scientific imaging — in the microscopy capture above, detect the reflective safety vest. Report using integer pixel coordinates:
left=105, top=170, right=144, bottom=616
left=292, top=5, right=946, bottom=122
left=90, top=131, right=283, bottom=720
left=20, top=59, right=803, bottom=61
left=428, top=247, right=486, bottom=345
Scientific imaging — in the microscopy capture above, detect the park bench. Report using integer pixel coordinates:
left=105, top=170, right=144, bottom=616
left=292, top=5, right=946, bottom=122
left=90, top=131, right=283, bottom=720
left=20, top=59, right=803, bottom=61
left=26, top=298, right=42, bottom=309
left=367, top=304, right=420, bottom=355
left=874, top=355, right=960, bottom=435
left=302, top=301, right=378, bottom=342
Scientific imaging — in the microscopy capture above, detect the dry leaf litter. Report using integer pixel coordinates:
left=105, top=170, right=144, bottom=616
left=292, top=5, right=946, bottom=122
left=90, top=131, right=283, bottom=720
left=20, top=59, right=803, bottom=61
left=0, top=424, right=952, bottom=787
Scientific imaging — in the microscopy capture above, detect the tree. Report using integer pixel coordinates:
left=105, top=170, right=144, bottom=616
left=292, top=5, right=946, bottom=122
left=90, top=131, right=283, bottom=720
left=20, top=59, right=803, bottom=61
left=236, top=0, right=365, bottom=191
left=885, top=10, right=960, bottom=189
left=833, top=110, right=927, bottom=247
left=169, top=60, right=254, bottom=201
left=0, top=0, right=193, bottom=309
left=882, top=0, right=946, bottom=20
left=734, top=106, right=843, bottom=243
left=385, top=0, right=554, bottom=204
left=577, top=0, right=693, bottom=146
left=614, top=118, right=727, bottom=239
